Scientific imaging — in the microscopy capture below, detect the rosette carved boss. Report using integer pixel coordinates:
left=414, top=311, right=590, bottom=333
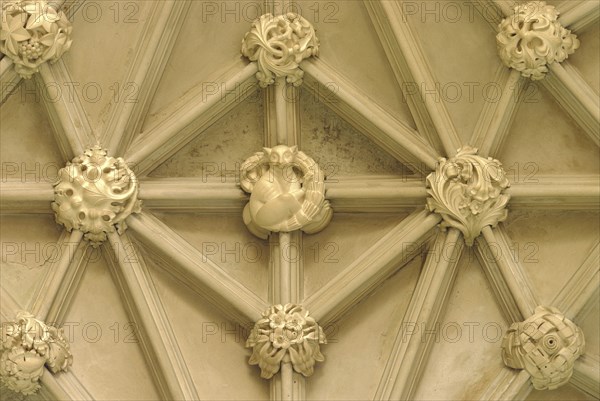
left=246, top=304, right=326, bottom=379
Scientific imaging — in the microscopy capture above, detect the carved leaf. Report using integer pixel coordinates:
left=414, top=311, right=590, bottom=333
left=0, top=0, right=73, bottom=78
left=241, top=13, right=319, bottom=87
left=426, top=146, right=510, bottom=246
left=496, top=1, right=579, bottom=80
left=0, top=312, right=73, bottom=395
left=52, top=146, right=141, bottom=247
left=246, top=304, right=326, bottom=378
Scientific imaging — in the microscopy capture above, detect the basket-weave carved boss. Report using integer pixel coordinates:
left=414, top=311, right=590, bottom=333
left=240, top=145, right=332, bottom=239
left=501, top=306, right=585, bottom=390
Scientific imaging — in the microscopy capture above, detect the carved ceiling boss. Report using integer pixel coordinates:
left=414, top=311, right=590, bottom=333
left=240, top=145, right=333, bottom=239
left=52, top=145, right=142, bottom=247
left=0, top=0, right=73, bottom=78
left=426, top=146, right=511, bottom=246
left=497, top=1, right=579, bottom=80
left=0, top=312, right=73, bottom=395
left=502, top=306, right=585, bottom=390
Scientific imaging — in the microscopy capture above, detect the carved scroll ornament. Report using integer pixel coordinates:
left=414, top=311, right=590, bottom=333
left=426, top=146, right=510, bottom=246
left=497, top=1, right=579, bottom=80
left=241, top=12, right=319, bottom=87
left=240, top=145, right=332, bottom=239
left=0, top=0, right=73, bottom=78
left=0, top=312, right=72, bottom=395
left=246, top=304, right=326, bottom=379
left=52, top=145, right=141, bottom=247
left=502, top=306, right=585, bottom=390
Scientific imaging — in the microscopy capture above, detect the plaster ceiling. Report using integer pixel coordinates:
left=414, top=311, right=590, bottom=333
left=0, top=0, right=599, bottom=400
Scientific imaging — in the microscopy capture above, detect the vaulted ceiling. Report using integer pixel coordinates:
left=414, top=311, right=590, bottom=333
left=0, top=0, right=599, bottom=400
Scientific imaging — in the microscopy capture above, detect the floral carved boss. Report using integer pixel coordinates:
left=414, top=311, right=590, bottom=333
left=502, top=306, right=585, bottom=390
left=240, top=145, right=333, bottom=239
left=52, top=146, right=141, bottom=247
left=497, top=1, right=579, bottom=80
left=0, top=0, right=73, bottom=78
left=0, top=312, right=72, bottom=395
left=246, top=304, right=326, bottom=379
left=241, top=12, right=319, bottom=87
left=426, top=146, right=510, bottom=246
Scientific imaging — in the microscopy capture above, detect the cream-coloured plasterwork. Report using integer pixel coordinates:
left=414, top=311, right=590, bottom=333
left=0, top=0, right=598, bottom=399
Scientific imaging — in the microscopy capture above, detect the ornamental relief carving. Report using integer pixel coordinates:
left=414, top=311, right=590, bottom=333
left=52, top=145, right=141, bottom=247
left=240, top=145, right=333, bottom=239
left=502, top=306, right=585, bottom=390
left=0, top=312, right=72, bottom=395
left=426, top=146, right=510, bottom=246
left=497, top=1, right=579, bottom=80
left=241, top=12, right=319, bottom=87
left=246, top=304, right=326, bottom=379
left=0, top=0, right=73, bottom=78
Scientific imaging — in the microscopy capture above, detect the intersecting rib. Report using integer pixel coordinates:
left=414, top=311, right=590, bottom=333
left=125, top=62, right=258, bottom=176
left=553, top=241, right=599, bottom=319
left=470, top=67, right=523, bottom=157
left=506, top=175, right=600, bottom=210
left=0, top=58, right=21, bottom=104
left=102, top=0, right=191, bottom=155
left=375, top=229, right=463, bottom=400
left=29, top=230, right=84, bottom=321
left=475, top=237, right=523, bottom=324
left=138, top=178, right=246, bottom=212
left=36, top=59, right=95, bottom=159
left=363, top=0, right=462, bottom=157
left=105, top=231, right=200, bottom=401
left=560, top=0, right=600, bottom=33
left=44, top=241, right=91, bottom=326
left=304, top=209, right=441, bottom=327
left=125, top=211, right=267, bottom=325
left=302, top=60, right=439, bottom=173
left=572, top=354, right=600, bottom=399
left=478, top=225, right=539, bottom=321
left=479, top=369, right=532, bottom=401
left=0, top=181, right=55, bottom=213
left=138, top=176, right=427, bottom=213
left=542, top=62, right=600, bottom=147
left=325, top=176, right=426, bottom=212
